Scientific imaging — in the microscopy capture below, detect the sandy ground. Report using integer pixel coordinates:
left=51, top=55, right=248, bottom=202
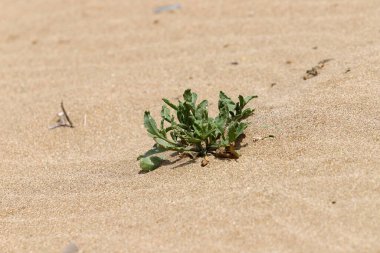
left=1, top=0, right=380, bottom=252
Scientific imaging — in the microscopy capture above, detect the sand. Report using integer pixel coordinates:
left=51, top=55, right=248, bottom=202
left=1, top=0, right=379, bottom=252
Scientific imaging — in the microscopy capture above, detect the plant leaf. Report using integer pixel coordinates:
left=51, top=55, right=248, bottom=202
left=161, top=105, right=171, bottom=122
left=139, top=156, right=164, bottom=171
left=163, top=98, right=178, bottom=111
left=195, top=100, right=208, bottom=120
left=144, top=111, right=164, bottom=138
left=154, top=137, right=180, bottom=149
left=239, top=108, right=254, bottom=121
left=183, top=89, right=198, bottom=105
left=227, top=122, right=247, bottom=143
left=219, top=91, right=236, bottom=112
left=238, top=95, right=257, bottom=109
left=244, top=95, right=257, bottom=105
left=183, top=89, right=193, bottom=103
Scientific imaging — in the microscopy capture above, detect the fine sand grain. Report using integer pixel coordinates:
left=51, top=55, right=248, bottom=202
left=1, top=0, right=379, bottom=252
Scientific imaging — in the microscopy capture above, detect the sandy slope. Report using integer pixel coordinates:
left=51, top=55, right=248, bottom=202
left=1, top=0, right=379, bottom=252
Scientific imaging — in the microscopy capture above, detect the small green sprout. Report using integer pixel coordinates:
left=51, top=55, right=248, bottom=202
left=138, top=89, right=257, bottom=171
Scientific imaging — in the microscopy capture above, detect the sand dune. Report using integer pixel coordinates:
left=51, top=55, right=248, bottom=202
left=1, top=0, right=379, bottom=252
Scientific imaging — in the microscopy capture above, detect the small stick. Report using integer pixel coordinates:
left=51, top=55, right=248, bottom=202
left=48, top=101, right=74, bottom=129
left=252, top=135, right=275, bottom=142
left=61, top=101, right=73, bottom=128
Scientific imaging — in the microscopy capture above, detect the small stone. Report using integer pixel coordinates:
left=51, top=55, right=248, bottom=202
left=62, top=242, right=79, bottom=253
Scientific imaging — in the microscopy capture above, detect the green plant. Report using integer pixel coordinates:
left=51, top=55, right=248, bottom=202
left=138, top=89, right=257, bottom=171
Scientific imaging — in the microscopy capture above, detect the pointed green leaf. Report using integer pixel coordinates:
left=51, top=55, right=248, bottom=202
left=191, top=92, right=198, bottom=104
left=183, top=89, right=193, bottom=103
left=144, top=111, right=164, bottom=138
left=219, top=91, right=236, bottom=112
left=244, top=95, right=257, bottom=105
left=195, top=100, right=208, bottom=119
left=238, top=95, right=257, bottom=109
left=227, top=122, right=247, bottom=143
left=197, top=100, right=208, bottom=110
left=239, top=108, right=254, bottom=120
left=161, top=105, right=171, bottom=122
left=162, top=98, right=178, bottom=111
left=154, top=137, right=179, bottom=149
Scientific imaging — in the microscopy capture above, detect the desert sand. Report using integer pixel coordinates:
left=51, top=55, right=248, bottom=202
left=1, top=0, right=379, bottom=252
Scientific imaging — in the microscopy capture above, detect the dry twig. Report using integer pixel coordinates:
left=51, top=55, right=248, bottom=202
left=48, top=101, right=74, bottom=129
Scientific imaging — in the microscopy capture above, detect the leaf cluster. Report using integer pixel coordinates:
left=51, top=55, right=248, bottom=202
left=138, top=89, right=257, bottom=171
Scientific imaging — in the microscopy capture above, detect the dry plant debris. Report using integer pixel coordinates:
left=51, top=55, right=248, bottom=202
left=201, top=156, right=209, bottom=167
left=48, top=101, right=74, bottom=130
left=154, top=3, right=181, bottom=14
left=303, top=58, right=334, bottom=80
